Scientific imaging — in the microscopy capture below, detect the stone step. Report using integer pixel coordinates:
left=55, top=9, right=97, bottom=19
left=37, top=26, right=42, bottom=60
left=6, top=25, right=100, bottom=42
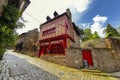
left=80, top=69, right=101, bottom=73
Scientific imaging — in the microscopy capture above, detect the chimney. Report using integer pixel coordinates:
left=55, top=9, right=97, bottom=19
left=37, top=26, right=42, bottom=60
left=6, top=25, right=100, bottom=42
left=66, top=8, right=72, bottom=20
left=53, top=11, right=59, bottom=18
left=46, top=16, right=51, bottom=21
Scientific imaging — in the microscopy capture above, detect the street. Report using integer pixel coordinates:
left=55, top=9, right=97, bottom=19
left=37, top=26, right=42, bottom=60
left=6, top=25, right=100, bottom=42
left=0, top=50, right=118, bottom=80
left=0, top=50, right=58, bottom=80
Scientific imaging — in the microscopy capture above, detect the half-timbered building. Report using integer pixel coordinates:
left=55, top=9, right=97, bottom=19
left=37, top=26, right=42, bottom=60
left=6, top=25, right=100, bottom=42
left=38, top=9, right=80, bottom=57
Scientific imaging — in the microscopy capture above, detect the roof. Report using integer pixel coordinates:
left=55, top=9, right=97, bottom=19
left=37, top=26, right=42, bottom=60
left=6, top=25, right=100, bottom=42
left=26, top=0, right=31, bottom=3
left=40, top=12, right=70, bottom=27
left=72, top=22, right=83, bottom=36
left=40, top=9, right=81, bottom=36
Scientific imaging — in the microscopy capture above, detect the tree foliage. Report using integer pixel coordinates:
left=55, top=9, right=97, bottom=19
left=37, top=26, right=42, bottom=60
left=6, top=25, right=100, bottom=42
left=117, top=27, right=120, bottom=35
left=82, top=28, right=92, bottom=41
left=0, top=5, right=22, bottom=29
left=92, top=31, right=100, bottom=39
left=105, top=23, right=119, bottom=38
left=0, top=5, right=21, bottom=57
left=82, top=28, right=100, bottom=41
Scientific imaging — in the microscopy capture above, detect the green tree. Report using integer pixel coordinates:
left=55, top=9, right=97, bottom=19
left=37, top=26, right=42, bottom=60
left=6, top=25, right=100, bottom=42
left=117, top=27, right=120, bottom=35
left=1, top=5, right=21, bottom=29
left=106, top=23, right=119, bottom=38
left=92, top=31, right=100, bottom=39
left=0, top=5, right=22, bottom=59
left=82, top=28, right=92, bottom=41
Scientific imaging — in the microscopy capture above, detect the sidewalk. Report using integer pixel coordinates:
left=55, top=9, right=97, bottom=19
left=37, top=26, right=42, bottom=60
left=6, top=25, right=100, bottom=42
left=4, top=50, right=119, bottom=80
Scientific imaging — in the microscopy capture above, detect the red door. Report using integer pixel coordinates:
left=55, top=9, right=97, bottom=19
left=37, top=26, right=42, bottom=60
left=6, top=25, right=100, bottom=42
left=82, top=50, right=93, bottom=66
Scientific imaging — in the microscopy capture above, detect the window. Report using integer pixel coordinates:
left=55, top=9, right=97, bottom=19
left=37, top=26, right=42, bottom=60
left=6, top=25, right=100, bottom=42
left=42, top=27, right=56, bottom=36
left=50, top=44, right=65, bottom=55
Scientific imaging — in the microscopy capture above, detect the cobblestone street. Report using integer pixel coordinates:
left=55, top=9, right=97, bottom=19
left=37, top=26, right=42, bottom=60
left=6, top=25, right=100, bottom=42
left=0, top=50, right=119, bottom=80
left=0, top=50, right=59, bottom=80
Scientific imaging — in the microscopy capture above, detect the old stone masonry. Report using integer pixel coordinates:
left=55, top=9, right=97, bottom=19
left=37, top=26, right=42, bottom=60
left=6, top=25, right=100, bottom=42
left=0, top=50, right=119, bottom=80
left=0, top=50, right=58, bottom=80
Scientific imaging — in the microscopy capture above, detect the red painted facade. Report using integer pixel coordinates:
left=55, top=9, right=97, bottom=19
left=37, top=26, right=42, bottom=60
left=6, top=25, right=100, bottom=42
left=38, top=9, right=76, bottom=57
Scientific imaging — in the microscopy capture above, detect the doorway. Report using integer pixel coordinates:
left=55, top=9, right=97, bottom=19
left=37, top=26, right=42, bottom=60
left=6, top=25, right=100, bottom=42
left=82, top=50, right=93, bottom=66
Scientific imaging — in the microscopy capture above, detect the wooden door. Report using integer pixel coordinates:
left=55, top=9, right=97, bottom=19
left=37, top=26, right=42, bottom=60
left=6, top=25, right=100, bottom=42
left=82, top=50, right=93, bottom=66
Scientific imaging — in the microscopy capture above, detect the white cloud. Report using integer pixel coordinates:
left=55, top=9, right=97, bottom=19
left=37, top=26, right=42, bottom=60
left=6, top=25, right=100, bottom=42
left=71, top=0, right=92, bottom=12
left=91, top=15, right=108, bottom=37
left=79, top=23, right=91, bottom=29
left=16, top=0, right=92, bottom=34
left=93, top=15, right=108, bottom=23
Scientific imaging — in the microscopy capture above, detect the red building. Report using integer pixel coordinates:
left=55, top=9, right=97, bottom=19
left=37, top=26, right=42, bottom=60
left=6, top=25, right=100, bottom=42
left=38, top=9, right=80, bottom=57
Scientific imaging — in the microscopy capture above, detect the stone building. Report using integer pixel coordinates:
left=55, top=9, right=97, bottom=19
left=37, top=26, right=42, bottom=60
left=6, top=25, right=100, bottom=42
left=38, top=9, right=81, bottom=57
left=15, top=33, right=26, bottom=52
left=8, top=0, right=30, bottom=12
left=38, top=9, right=84, bottom=70
left=0, top=0, right=30, bottom=15
left=15, top=28, right=39, bottom=56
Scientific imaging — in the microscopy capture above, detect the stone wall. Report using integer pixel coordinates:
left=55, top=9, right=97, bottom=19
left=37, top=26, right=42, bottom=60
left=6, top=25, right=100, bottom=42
left=109, top=38, right=120, bottom=66
left=41, top=38, right=120, bottom=72
left=80, top=38, right=120, bottom=72
left=15, top=28, right=39, bottom=56
left=23, top=28, right=39, bottom=51
left=80, top=38, right=110, bottom=48
left=41, top=48, right=83, bottom=68
left=91, top=48, right=120, bottom=72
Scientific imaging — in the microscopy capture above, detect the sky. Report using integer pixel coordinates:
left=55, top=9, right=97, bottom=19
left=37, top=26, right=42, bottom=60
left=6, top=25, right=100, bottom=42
left=16, top=0, right=120, bottom=37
